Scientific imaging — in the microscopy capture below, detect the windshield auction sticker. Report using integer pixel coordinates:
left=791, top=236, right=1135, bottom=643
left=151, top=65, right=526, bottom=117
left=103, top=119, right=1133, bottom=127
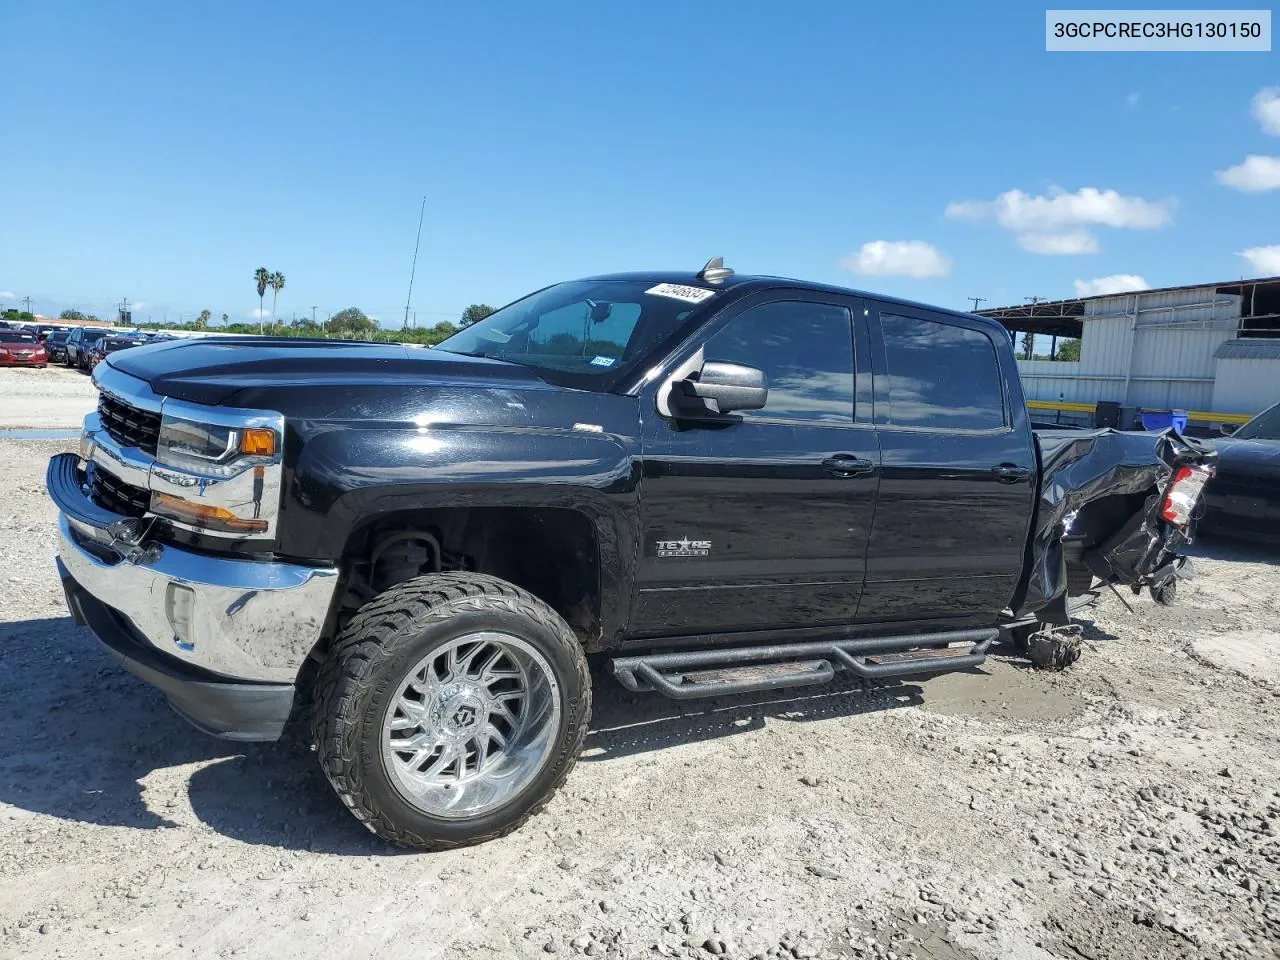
left=645, top=283, right=717, bottom=304
left=1046, top=10, right=1271, bottom=50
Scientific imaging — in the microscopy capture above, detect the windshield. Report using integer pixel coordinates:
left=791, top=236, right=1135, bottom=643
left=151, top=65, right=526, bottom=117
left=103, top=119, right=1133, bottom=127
left=1235, top=401, right=1280, bottom=440
left=104, top=339, right=137, bottom=353
left=3, top=333, right=39, bottom=344
left=434, top=280, right=715, bottom=388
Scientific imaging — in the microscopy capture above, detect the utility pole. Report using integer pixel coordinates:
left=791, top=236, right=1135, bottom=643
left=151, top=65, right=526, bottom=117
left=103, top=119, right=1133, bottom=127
left=311, top=305, right=318, bottom=326
left=21, top=296, right=32, bottom=316
left=968, top=296, right=986, bottom=312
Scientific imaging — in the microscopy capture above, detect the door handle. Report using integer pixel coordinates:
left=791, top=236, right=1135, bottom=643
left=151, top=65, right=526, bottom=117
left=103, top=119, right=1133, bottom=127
left=991, top=463, right=1031, bottom=483
left=822, top=455, right=875, bottom=478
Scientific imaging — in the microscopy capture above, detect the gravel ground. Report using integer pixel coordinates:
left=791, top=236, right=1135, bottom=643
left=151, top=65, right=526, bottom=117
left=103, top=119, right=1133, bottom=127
left=1, top=437, right=1278, bottom=960
left=0, top=367, right=98, bottom=429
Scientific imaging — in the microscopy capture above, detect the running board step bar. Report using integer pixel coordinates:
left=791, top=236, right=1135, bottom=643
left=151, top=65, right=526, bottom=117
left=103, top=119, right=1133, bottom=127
left=612, top=628, right=998, bottom=700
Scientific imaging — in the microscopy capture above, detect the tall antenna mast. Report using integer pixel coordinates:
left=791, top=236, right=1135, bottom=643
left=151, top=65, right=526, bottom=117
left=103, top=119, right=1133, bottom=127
left=404, top=196, right=426, bottom=330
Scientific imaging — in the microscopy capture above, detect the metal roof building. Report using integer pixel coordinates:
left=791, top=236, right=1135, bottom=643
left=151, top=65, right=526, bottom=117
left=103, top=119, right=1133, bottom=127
left=979, top=276, right=1280, bottom=428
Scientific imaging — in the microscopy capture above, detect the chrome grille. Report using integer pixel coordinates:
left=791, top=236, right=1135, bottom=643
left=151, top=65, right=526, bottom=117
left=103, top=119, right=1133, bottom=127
left=98, top=391, right=161, bottom=454
left=89, top=465, right=150, bottom=518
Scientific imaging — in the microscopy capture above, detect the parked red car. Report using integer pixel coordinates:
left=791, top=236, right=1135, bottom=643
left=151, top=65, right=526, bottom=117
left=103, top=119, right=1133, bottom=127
left=0, top=331, right=48, bottom=367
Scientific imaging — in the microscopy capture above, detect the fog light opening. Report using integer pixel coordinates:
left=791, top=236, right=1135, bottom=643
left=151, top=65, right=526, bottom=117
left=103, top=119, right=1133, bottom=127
left=166, top=583, right=195, bottom=651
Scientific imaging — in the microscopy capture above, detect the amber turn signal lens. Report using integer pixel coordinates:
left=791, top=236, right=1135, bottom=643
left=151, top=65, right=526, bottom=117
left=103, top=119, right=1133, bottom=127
left=151, top=492, right=269, bottom=534
left=239, top=428, right=277, bottom=457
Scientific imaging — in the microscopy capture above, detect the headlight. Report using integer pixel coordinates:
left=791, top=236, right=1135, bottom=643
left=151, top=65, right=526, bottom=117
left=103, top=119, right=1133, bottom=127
left=155, top=414, right=278, bottom=476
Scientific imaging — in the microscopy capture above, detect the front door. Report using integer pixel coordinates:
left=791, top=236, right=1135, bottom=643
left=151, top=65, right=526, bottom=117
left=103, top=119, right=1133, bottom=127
left=629, top=293, right=880, bottom=639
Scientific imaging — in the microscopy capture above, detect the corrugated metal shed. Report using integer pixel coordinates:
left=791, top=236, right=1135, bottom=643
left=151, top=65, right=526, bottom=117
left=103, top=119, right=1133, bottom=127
left=1215, top=339, right=1280, bottom=360
left=1008, top=278, right=1280, bottom=421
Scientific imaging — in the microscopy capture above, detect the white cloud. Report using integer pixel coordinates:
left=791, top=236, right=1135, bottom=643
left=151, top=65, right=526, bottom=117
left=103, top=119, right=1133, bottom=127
left=1238, top=245, right=1280, bottom=274
left=1216, top=154, right=1280, bottom=192
left=250, top=308, right=271, bottom=319
left=0, top=290, right=14, bottom=300
left=945, top=186, right=1174, bottom=232
left=1017, top=230, right=1099, bottom=255
left=840, top=240, right=952, bottom=279
left=1253, top=87, right=1280, bottom=135
left=1073, top=274, right=1150, bottom=297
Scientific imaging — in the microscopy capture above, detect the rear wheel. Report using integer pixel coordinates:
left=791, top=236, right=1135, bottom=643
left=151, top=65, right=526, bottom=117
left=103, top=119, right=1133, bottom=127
left=312, top=572, right=590, bottom=849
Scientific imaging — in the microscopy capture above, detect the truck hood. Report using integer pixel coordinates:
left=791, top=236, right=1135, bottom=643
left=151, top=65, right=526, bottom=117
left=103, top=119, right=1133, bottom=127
left=105, top=337, right=547, bottom=406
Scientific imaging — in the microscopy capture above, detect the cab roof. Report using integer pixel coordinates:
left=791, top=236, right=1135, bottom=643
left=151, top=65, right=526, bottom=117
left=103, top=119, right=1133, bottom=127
left=580, top=270, right=991, bottom=330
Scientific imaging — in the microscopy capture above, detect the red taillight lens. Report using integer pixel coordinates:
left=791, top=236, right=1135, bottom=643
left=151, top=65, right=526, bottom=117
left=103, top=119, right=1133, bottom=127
left=1161, top=465, right=1213, bottom=526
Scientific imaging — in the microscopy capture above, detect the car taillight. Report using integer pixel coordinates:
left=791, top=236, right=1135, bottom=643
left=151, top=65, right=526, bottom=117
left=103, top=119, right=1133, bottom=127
left=1161, top=464, right=1213, bottom=526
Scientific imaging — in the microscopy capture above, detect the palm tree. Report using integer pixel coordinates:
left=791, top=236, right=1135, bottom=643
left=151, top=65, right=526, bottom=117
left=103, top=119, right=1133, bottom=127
left=254, top=267, right=270, bottom=334
left=268, top=271, right=286, bottom=332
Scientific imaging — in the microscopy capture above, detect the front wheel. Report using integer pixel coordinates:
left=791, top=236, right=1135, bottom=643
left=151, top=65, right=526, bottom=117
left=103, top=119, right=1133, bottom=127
left=311, top=572, right=590, bottom=849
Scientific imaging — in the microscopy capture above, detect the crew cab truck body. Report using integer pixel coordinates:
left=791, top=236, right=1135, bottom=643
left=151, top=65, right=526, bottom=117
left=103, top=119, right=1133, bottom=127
left=46, top=262, right=1213, bottom=848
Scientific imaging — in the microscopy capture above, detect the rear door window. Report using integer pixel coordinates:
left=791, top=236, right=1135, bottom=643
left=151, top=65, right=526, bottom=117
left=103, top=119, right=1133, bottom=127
left=879, top=313, right=1006, bottom=430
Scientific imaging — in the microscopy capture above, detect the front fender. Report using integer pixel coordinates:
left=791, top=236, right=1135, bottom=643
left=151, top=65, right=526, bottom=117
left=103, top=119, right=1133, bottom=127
left=279, top=420, right=642, bottom=640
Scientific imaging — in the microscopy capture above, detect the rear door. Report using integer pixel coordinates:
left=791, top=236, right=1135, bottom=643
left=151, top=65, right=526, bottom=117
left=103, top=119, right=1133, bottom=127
left=630, top=292, right=880, bottom=639
left=859, top=304, right=1036, bottom=625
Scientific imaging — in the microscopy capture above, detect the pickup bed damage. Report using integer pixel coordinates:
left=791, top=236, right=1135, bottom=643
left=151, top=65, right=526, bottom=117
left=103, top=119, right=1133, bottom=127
left=1012, top=427, right=1216, bottom=626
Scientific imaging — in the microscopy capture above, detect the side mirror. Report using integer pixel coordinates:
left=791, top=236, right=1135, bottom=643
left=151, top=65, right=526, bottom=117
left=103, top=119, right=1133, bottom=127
left=1219, top=423, right=1238, bottom=436
left=673, top=361, right=768, bottom=415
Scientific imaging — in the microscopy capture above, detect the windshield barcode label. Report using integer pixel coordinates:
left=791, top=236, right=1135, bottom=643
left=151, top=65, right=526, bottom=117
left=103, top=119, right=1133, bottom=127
left=645, top=283, right=717, bottom=304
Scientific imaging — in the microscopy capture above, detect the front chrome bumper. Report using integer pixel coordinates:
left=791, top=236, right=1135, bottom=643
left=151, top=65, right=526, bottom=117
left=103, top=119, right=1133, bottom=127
left=49, top=453, right=339, bottom=685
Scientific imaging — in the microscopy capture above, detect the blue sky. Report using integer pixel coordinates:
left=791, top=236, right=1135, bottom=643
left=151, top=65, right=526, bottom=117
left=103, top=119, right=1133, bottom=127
left=0, top=1, right=1276, bottom=327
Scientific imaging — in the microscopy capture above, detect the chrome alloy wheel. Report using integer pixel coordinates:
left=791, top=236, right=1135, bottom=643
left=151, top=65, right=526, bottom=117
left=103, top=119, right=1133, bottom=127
left=381, top=632, right=562, bottom=819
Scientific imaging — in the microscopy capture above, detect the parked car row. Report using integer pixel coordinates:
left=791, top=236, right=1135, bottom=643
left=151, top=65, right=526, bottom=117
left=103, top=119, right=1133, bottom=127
left=2, top=325, right=171, bottom=371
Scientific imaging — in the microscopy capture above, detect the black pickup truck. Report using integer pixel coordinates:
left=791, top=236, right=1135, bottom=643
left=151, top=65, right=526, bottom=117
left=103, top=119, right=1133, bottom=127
left=46, top=260, right=1214, bottom=849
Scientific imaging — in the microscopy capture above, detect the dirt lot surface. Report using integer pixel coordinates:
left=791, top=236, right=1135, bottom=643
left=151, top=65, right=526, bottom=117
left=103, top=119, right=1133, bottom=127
left=0, top=367, right=98, bottom=429
left=1, top=437, right=1278, bottom=960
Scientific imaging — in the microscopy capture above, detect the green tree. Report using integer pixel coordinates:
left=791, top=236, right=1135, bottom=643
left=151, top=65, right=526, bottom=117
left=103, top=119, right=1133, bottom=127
left=268, top=271, right=286, bottom=331
left=1019, top=332, right=1035, bottom=360
left=254, top=266, right=270, bottom=334
left=325, top=307, right=377, bottom=339
left=1056, top=338, right=1081, bottom=361
left=461, top=304, right=495, bottom=326
left=195, top=309, right=211, bottom=330
left=221, top=313, right=229, bottom=327
left=59, top=308, right=87, bottom=322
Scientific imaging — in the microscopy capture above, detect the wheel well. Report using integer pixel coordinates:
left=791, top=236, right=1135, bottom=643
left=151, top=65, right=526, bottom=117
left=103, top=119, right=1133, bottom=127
left=333, top=507, right=602, bottom=649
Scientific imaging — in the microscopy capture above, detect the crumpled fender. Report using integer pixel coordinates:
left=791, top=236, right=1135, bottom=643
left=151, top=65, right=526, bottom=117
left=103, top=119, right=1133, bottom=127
left=1011, top=428, right=1217, bottom=622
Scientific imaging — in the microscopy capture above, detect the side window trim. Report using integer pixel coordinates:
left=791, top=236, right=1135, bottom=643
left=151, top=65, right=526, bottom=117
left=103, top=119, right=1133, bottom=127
left=868, top=304, right=1012, bottom=435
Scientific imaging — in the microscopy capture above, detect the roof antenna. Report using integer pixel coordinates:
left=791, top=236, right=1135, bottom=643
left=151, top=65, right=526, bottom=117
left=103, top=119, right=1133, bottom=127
left=697, top=256, right=734, bottom=284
